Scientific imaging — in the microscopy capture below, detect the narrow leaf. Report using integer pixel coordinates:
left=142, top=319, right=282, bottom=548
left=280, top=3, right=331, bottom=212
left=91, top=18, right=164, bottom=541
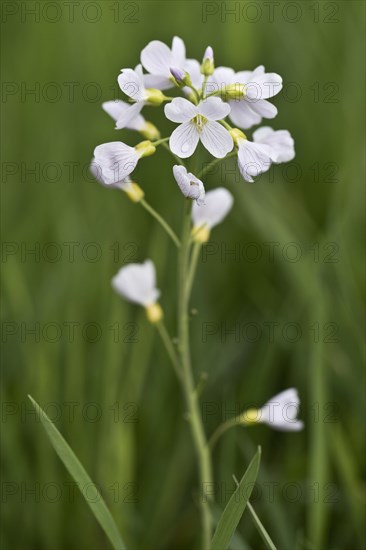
left=28, top=395, right=125, bottom=550
left=210, top=446, right=261, bottom=550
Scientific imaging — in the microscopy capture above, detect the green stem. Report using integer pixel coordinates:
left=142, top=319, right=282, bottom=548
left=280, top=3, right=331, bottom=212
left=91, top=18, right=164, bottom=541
left=247, top=502, right=277, bottom=550
left=197, top=151, right=237, bottom=180
left=156, top=321, right=182, bottom=381
left=140, top=199, right=181, bottom=248
left=178, top=200, right=213, bottom=549
left=186, top=242, right=201, bottom=299
left=208, top=417, right=241, bottom=451
left=152, top=137, right=170, bottom=146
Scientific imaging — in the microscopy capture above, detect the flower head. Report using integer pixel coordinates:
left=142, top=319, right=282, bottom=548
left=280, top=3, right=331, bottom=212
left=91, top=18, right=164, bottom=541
left=242, top=388, right=304, bottom=431
left=93, top=140, right=155, bottom=186
left=173, top=165, right=205, bottom=205
left=90, top=159, right=144, bottom=202
left=165, top=97, right=233, bottom=158
left=253, top=127, right=295, bottom=163
left=210, top=65, right=282, bottom=129
left=141, top=36, right=186, bottom=90
left=112, top=260, right=163, bottom=323
left=192, top=188, right=233, bottom=243
left=230, top=128, right=277, bottom=183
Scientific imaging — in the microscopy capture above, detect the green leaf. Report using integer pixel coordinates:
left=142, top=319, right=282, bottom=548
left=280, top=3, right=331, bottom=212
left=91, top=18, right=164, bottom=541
left=28, top=395, right=126, bottom=550
left=247, top=502, right=277, bottom=550
left=210, top=446, right=261, bottom=550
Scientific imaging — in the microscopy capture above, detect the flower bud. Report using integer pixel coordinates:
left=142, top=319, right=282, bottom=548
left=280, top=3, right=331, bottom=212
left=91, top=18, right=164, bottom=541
left=144, top=88, right=165, bottom=105
left=140, top=121, right=160, bottom=141
left=135, top=140, right=156, bottom=158
left=170, top=67, right=193, bottom=88
left=145, top=303, right=163, bottom=323
left=200, top=46, right=214, bottom=76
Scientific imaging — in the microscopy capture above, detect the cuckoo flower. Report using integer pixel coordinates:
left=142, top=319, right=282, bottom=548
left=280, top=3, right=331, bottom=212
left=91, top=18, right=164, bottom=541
left=93, top=140, right=155, bottom=185
left=242, top=388, right=304, bottom=431
left=210, top=65, right=282, bottom=129
left=112, top=260, right=163, bottom=323
left=90, top=159, right=144, bottom=202
left=173, top=165, right=205, bottom=205
left=192, top=188, right=233, bottom=243
left=165, top=97, right=233, bottom=158
left=141, top=36, right=186, bottom=90
left=230, top=128, right=278, bottom=183
left=116, top=64, right=164, bottom=130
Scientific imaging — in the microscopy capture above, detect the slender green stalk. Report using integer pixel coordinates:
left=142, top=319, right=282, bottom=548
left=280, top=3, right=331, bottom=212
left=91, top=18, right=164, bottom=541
left=247, top=502, right=277, bottom=550
left=208, top=417, right=241, bottom=451
left=140, top=199, right=181, bottom=248
left=178, top=200, right=213, bottom=549
left=152, top=137, right=170, bottom=146
left=186, top=242, right=202, bottom=299
left=156, top=321, right=182, bottom=380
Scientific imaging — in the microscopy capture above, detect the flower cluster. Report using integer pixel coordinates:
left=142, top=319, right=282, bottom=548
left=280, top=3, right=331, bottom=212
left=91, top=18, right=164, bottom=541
left=91, top=37, right=302, bottom=434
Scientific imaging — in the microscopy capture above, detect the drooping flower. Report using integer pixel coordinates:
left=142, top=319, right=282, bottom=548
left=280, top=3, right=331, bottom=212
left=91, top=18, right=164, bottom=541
left=253, top=127, right=295, bottom=163
left=165, top=97, right=233, bottom=158
left=116, top=64, right=165, bottom=130
left=191, top=188, right=234, bottom=243
left=112, top=260, right=163, bottom=323
left=90, top=159, right=144, bottom=202
left=141, top=36, right=186, bottom=90
left=102, top=100, right=160, bottom=140
left=209, top=65, right=282, bottom=129
left=93, top=140, right=155, bottom=185
left=173, top=165, right=205, bottom=205
left=230, top=128, right=278, bottom=183
left=242, top=388, right=304, bottom=431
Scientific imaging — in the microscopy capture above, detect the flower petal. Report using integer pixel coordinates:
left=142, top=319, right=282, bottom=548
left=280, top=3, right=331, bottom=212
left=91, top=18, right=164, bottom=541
left=248, top=99, right=278, bottom=119
left=171, top=36, right=186, bottom=66
left=112, top=260, right=160, bottom=307
left=200, top=121, right=233, bottom=158
left=228, top=100, right=262, bottom=129
left=93, top=142, right=139, bottom=184
left=118, top=67, right=145, bottom=101
left=141, top=40, right=172, bottom=76
left=173, top=165, right=205, bottom=203
left=192, top=188, right=233, bottom=229
left=143, top=73, right=172, bottom=90
left=237, top=140, right=273, bottom=182
left=198, top=97, right=231, bottom=121
left=165, top=97, right=198, bottom=123
left=246, top=72, right=283, bottom=100
left=253, top=127, right=295, bottom=163
left=169, top=122, right=199, bottom=158
left=115, top=102, right=144, bottom=130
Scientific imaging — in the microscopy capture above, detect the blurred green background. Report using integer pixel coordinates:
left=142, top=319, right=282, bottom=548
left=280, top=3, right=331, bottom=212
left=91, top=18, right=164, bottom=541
left=2, top=1, right=365, bottom=549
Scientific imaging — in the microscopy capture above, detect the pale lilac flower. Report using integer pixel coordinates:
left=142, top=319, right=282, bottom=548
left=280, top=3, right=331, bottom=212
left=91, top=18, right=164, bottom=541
left=173, top=165, right=205, bottom=205
left=191, top=188, right=233, bottom=243
left=243, top=388, right=304, bottom=431
left=253, top=127, right=295, bottom=163
left=141, top=36, right=186, bottom=90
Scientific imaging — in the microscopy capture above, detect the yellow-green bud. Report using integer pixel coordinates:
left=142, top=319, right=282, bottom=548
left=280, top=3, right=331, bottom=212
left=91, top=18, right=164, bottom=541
left=192, top=225, right=210, bottom=244
left=125, top=182, right=144, bottom=203
left=223, top=83, right=246, bottom=101
left=135, top=140, right=156, bottom=158
left=144, top=88, right=165, bottom=105
left=140, top=121, right=160, bottom=141
left=241, top=408, right=260, bottom=425
left=229, top=128, right=247, bottom=146
left=145, top=303, right=163, bottom=324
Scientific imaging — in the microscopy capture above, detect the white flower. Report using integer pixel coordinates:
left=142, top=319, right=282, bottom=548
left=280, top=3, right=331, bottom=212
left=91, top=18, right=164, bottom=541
left=93, top=140, right=155, bottom=185
left=210, top=65, right=282, bottom=129
left=253, top=127, right=295, bottom=163
left=90, top=159, right=144, bottom=202
left=236, top=133, right=278, bottom=183
left=173, top=165, right=205, bottom=205
left=165, top=97, right=233, bottom=158
left=141, top=36, right=186, bottom=90
left=112, top=260, right=163, bottom=323
left=258, top=388, right=304, bottom=431
left=191, top=188, right=233, bottom=242
left=102, top=100, right=145, bottom=131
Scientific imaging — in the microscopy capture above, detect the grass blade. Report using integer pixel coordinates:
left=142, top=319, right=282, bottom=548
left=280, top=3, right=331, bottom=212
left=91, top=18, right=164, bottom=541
left=28, top=395, right=126, bottom=550
left=247, top=502, right=277, bottom=550
left=210, top=446, right=261, bottom=550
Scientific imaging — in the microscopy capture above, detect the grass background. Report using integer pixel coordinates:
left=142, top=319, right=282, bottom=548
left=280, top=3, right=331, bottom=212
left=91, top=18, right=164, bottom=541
left=1, top=1, right=365, bottom=548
